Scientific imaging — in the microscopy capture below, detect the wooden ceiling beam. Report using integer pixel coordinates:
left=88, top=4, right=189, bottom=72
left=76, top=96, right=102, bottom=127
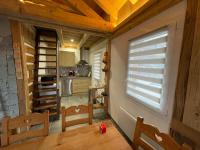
left=51, top=0, right=82, bottom=14
left=117, top=0, right=150, bottom=25
left=78, top=33, right=90, bottom=49
left=67, top=0, right=104, bottom=20
left=6, top=16, right=111, bottom=37
left=35, top=0, right=75, bottom=13
left=94, top=0, right=118, bottom=21
left=93, top=0, right=128, bottom=22
left=0, top=0, right=113, bottom=32
left=82, top=0, right=111, bottom=21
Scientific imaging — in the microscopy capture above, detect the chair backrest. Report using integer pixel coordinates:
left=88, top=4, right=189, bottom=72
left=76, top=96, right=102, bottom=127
left=1, top=112, right=49, bottom=146
left=133, top=117, right=190, bottom=150
left=62, top=104, right=92, bottom=132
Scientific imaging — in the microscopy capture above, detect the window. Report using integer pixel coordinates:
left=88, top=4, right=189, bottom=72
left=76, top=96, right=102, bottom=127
left=93, top=52, right=102, bottom=80
left=126, top=29, right=168, bottom=112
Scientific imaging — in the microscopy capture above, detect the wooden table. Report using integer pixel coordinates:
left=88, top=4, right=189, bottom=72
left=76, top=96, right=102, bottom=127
left=0, top=121, right=132, bottom=150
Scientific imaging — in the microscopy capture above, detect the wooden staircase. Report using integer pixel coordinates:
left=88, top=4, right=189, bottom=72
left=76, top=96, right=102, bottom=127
left=32, top=28, right=60, bottom=120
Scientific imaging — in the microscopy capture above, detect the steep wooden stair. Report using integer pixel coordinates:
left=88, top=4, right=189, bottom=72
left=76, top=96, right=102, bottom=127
left=33, top=28, right=60, bottom=120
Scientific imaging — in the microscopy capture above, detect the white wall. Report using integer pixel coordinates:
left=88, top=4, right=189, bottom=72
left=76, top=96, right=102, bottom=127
left=109, top=1, right=186, bottom=140
left=89, top=40, right=107, bottom=87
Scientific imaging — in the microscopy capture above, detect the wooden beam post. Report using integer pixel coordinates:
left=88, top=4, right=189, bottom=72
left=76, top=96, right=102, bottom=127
left=171, top=0, right=200, bottom=148
left=104, top=39, right=111, bottom=117
left=78, top=33, right=90, bottom=49
left=173, top=0, right=198, bottom=121
left=10, top=20, right=27, bottom=115
left=67, top=0, right=104, bottom=20
left=56, top=28, right=63, bottom=47
left=182, top=0, right=200, bottom=131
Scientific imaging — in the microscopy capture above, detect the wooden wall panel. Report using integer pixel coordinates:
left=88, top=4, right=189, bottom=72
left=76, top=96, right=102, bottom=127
left=22, top=24, right=36, bottom=113
left=24, top=44, right=35, bottom=55
left=11, top=20, right=36, bottom=114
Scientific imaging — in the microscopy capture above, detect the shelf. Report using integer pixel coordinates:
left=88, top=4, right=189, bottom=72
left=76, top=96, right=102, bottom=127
left=89, top=86, right=105, bottom=90
left=49, top=111, right=58, bottom=116
left=93, top=103, right=105, bottom=109
left=102, top=69, right=108, bottom=72
left=95, top=95, right=104, bottom=99
left=102, top=60, right=108, bottom=64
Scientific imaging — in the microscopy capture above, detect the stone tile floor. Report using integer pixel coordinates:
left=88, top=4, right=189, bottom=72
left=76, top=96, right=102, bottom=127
left=49, top=94, right=106, bottom=134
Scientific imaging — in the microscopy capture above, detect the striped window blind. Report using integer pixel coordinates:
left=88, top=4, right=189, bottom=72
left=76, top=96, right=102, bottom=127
left=127, top=29, right=168, bottom=109
left=93, top=52, right=102, bottom=80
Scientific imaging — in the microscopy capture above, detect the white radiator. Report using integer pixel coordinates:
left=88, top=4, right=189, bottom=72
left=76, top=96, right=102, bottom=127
left=118, top=107, right=163, bottom=149
left=118, top=106, right=137, bottom=141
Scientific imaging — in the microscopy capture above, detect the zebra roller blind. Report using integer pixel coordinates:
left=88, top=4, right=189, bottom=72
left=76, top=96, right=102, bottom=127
left=127, top=29, right=168, bottom=109
left=93, top=52, right=101, bottom=80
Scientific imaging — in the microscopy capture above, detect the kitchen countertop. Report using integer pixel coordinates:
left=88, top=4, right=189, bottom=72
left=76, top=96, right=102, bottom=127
left=60, top=75, right=91, bottom=79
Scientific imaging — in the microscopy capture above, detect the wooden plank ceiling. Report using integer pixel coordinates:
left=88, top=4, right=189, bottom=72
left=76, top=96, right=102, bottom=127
left=50, top=0, right=151, bottom=48
left=0, top=0, right=153, bottom=48
left=61, top=29, right=104, bottom=49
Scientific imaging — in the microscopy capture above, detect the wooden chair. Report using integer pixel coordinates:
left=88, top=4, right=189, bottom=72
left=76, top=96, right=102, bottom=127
left=1, top=112, right=49, bottom=146
left=62, top=104, right=92, bottom=132
left=133, top=117, right=191, bottom=150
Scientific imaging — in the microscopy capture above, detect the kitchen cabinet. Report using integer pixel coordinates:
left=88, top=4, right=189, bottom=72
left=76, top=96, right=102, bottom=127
left=72, top=77, right=91, bottom=94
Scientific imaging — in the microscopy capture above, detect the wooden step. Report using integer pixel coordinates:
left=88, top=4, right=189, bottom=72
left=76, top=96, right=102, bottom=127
left=36, top=87, right=57, bottom=93
left=34, top=98, right=57, bottom=103
left=38, top=47, right=56, bottom=50
left=36, top=98, right=57, bottom=103
left=38, top=54, right=56, bottom=56
left=38, top=30, right=57, bottom=37
left=38, top=86, right=57, bottom=89
left=34, top=95, right=57, bottom=101
left=33, top=103, right=57, bottom=111
left=36, top=80, right=57, bottom=85
left=37, top=99, right=57, bottom=104
left=39, top=40, right=56, bottom=43
left=37, top=74, right=57, bottom=77
left=38, top=60, right=56, bottom=63
left=35, top=67, right=56, bottom=70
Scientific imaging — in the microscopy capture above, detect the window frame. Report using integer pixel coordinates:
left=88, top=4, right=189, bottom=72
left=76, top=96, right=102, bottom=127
left=126, top=26, right=172, bottom=115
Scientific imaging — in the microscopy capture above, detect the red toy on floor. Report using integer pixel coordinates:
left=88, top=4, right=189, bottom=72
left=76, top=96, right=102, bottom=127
left=99, top=123, right=106, bottom=134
